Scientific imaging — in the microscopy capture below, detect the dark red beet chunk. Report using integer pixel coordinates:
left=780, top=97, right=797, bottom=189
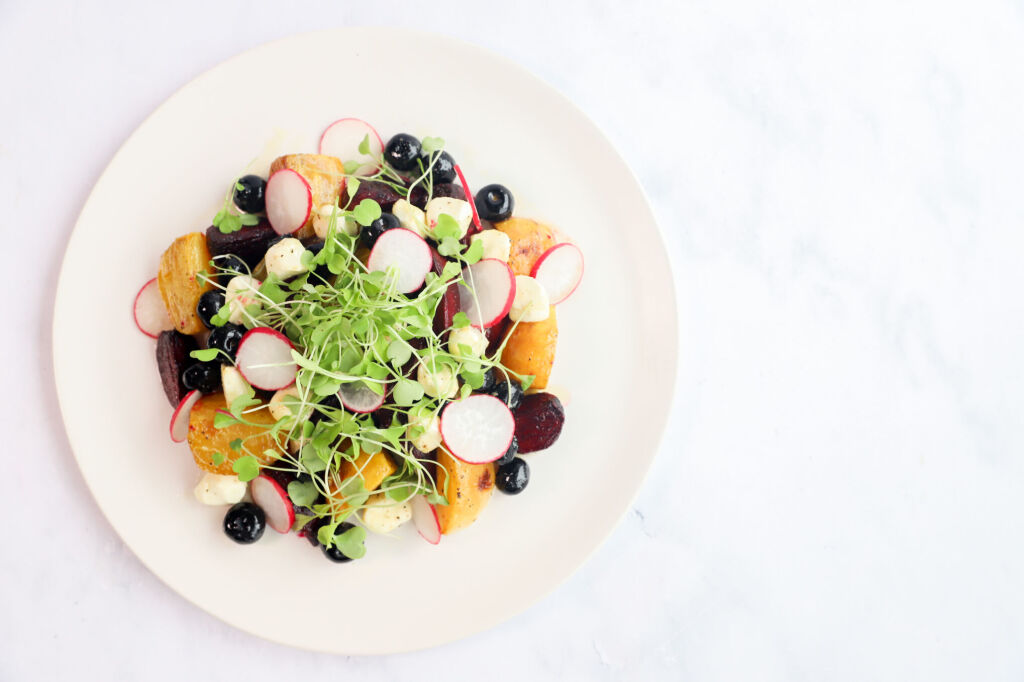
left=513, top=393, right=565, bottom=453
left=408, top=184, right=428, bottom=209
left=347, top=181, right=403, bottom=212
left=205, top=219, right=278, bottom=269
left=155, top=331, right=198, bottom=406
left=484, top=316, right=510, bottom=356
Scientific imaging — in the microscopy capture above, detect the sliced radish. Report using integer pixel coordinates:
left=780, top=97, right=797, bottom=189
left=338, top=381, right=386, bottom=413
left=251, top=474, right=295, bottom=533
left=265, top=169, right=312, bottom=236
left=531, top=243, right=584, bottom=305
left=410, top=495, right=441, bottom=545
left=235, top=327, right=298, bottom=390
left=318, top=118, right=383, bottom=176
left=133, top=278, right=172, bottom=338
left=440, top=394, right=516, bottom=464
left=453, top=164, right=482, bottom=233
left=170, top=390, right=202, bottom=443
left=367, top=228, right=432, bottom=294
left=457, top=259, right=516, bottom=328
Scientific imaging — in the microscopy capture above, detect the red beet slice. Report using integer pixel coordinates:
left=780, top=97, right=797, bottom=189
left=430, top=247, right=460, bottom=338
left=484, top=316, right=510, bottom=356
left=513, top=392, right=565, bottom=453
left=155, top=330, right=198, bottom=406
left=347, top=181, right=403, bottom=212
left=206, top=219, right=279, bottom=269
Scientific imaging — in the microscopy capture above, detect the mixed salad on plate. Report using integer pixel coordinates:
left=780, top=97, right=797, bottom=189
left=133, top=119, right=584, bottom=562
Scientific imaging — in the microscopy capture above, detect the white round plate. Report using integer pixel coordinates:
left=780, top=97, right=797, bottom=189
left=53, top=28, right=677, bottom=655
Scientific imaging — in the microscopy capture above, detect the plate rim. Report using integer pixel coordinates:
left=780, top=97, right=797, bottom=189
left=52, top=26, right=678, bottom=655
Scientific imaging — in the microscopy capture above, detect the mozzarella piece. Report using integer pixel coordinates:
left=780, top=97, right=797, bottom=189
left=407, top=411, right=443, bottom=452
left=416, top=361, right=458, bottom=399
left=448, top=325, right=488, bottom=357
left=268, top=386, right=310, bottom=422
left=193, top=472, right=246, bottom=505
left=312, top=203, right=357, bottom=238
left=509, top=275, right=550, bottom=322
left=393, top=199, right=428, bottom=238
left=425, top=197, right=473, bottom=239
left=225, top=275, right=262, bottom=324
left=264, top=237, right=308, bottom=280
left=470, top=229, right=512, bottom=262
left=361, top=493, right=413, bottom=534
left=220, top=365, right=250, bottom=404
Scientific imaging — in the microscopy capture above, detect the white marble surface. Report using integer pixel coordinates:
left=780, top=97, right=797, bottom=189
left=4, top=0, right=1024, bottom=679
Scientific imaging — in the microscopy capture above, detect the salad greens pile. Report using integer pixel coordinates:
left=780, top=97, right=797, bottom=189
left=193, top=137, right=533, bottom=557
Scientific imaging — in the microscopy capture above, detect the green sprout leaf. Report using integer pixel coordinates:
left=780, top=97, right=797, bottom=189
left=452, top=311, right=470, bottom=328
left=351, top=199, right=382, bottom=226
left=432, top=214, right=461, bottom=240
left=357, top=134, right=371, bottom=156
left=392, top=379, right=425, bottom=406
left=211, top=452, right=226, bottom=466
left=287, top=480, right=318, bottom=507
left=228, top=438, right=243, bottom=452
left=232, top=455, right=260, bottom=482
left=214, top=411, right=238, bottom=429
left=190, top=348, right=220, bottom=362
left=421, top=136, right=445, bottom=154
left=334, top=525, right=367, bottom=559
left=462, top=237, right=484, bottom=264
left=437, top=236, right=463, bottom=258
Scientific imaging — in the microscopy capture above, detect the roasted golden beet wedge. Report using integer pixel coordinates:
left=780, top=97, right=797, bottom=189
left=501, top=307, right=558, bottom=390
left=187, top=392, right=283, bottom=475
left=435, top=448, right=495, bottom=534
left=158, top=232, right=214, bottom=335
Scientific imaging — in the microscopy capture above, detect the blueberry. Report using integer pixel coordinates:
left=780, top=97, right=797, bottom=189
left=224, top=502, right=265, bottom=543
left=496, top=435, right=519, bottom=466
left=196, top=290, right=226, bottom=329
left=496, top=457, right=529, bottom=494
left=208, top=323, right=246, bottom=361
left=490, top=378, right=524, bottom=410
left=182, top=361, right=221, bottom=393
left=476, top=368, right=498, bottom=395
left=310, top=393, right=342, bottom=424
left=360, top=212, right=400, bottom=249
left=384, top=134, right=422, bottom=172
left=474, top=184, right=515, bottom=222
left=321, top=522, right=357, bottom=563
left=215, top=254, right=249, bottom=284
left=299, top=238, right=332, bottom=281
left=233, top=174, right=266, bottom=213
left=424, top=150, right=457, bottom=184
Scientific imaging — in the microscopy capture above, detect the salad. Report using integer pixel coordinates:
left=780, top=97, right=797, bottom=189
left=133, top=119, right=584, bottom=562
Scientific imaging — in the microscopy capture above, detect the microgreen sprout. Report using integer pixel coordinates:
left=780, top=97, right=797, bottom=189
left=205, top=187, right=533, bottom=553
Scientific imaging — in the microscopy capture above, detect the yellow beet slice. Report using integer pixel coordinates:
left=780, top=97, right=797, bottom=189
left=157, top=232, right=213, bottom=335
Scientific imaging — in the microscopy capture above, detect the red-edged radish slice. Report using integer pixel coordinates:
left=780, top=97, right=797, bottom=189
left=170, top=390, right=202, bottom=443
left=265, top=169, right=312, bottom=236
left=410, top=495, right=441, bottom=545
left=367, top=228, right=432, bottom=294
left=338, top=381, right=386, bottom=413
left=453, top=164, right=482, bottom=233
left=251, top=474, right=295, bottom=533
left=457, top=259, right=516, bottom=328
left=318, top=118, right=383, bottom=176
left=133, top=278, right=173, bottom=337
left=235, top=327, right=297, bottom=390
left=440, top=394, right=516, bottom=464
left=531, top=243, right=584, bottom=304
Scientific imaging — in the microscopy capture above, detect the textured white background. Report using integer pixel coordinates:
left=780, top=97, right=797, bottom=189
left=4, top=1, right=1024, bottom=680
